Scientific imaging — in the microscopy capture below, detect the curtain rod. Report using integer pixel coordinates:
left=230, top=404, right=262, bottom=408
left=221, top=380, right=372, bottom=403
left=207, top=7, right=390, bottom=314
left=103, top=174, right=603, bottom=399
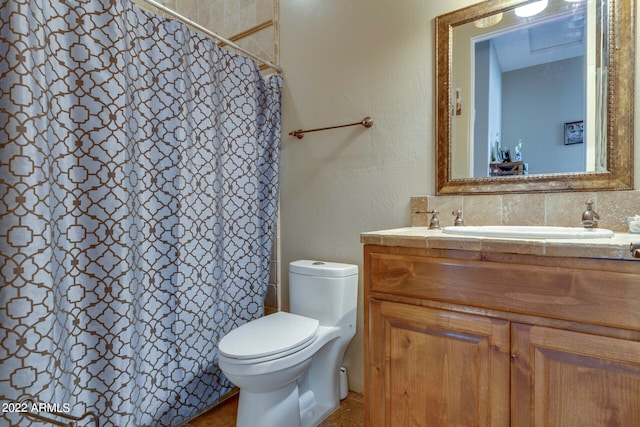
left=141, top=0, right=283, bottom=73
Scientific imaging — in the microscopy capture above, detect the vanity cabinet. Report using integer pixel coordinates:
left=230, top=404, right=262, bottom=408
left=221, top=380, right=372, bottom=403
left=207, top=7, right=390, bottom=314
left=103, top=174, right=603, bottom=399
left=364, top=244, right=640, bottom=427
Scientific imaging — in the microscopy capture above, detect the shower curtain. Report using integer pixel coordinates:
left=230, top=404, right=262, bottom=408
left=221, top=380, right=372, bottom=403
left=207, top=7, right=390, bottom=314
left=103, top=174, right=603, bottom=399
left=0, top=0, right=282, bottom=425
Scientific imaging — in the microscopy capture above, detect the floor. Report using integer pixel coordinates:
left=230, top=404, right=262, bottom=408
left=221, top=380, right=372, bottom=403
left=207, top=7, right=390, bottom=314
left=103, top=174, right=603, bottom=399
left=182, top=391, right=364, bottom=427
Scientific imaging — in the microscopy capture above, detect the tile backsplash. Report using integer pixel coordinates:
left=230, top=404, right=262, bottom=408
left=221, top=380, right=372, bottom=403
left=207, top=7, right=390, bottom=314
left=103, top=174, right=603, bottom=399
left=412, top=190, right=640, bottom=233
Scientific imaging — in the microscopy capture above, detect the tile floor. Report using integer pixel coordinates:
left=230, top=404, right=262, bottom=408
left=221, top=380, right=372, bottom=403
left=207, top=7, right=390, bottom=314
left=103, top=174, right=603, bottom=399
left=182, top=391, right=364, bottom=427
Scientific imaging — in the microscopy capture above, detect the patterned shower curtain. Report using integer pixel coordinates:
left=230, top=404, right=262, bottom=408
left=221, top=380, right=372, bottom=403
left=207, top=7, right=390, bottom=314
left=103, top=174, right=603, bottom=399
left=0, top=0, right=282, bottom=425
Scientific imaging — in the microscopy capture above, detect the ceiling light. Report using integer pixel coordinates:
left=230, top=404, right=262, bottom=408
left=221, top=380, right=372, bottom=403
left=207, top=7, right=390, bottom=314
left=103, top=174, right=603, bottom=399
left=515, top=0, right=549, bottom=17
left=475, top=13, right=504, bottom=28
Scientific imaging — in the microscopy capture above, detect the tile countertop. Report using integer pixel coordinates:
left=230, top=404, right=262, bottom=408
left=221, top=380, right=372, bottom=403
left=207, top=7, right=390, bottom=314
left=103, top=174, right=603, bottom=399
left=360, top=227, right=640, bottom=261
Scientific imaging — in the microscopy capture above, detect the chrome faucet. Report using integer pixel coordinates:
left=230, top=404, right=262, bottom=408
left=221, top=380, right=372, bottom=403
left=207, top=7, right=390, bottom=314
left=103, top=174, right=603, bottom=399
left=582, top=200, right=600, bottom=228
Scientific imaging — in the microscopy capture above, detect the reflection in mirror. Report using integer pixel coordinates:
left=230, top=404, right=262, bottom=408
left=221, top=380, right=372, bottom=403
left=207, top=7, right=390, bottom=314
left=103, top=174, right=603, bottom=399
left=452, top=0, right=605, bottom=178
left=436, top=0, right=634, bottom=194
left=453, top=0, right=597, bottom=179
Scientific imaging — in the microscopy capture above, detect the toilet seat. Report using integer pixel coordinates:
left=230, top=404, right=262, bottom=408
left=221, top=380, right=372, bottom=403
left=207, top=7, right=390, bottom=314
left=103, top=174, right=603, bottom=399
left=218, top=312, right=319, bottom=362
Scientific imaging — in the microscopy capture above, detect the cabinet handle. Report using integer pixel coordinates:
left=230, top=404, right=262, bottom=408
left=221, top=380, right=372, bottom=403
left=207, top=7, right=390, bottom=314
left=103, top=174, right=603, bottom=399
left=510, top=354, right=518, bottom=361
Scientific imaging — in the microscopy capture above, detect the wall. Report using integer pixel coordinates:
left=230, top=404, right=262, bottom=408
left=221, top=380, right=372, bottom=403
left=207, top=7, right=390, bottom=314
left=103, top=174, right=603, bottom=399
left=502, top=56, right=585, bottom=174
left=280, top=0, right=640, bottom=396
left=474, top=40, right=503, bottom=177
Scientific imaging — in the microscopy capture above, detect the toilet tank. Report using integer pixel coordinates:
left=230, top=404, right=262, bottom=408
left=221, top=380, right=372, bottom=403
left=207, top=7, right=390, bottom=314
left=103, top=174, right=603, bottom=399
left=289, top=260, right=358, bottom=327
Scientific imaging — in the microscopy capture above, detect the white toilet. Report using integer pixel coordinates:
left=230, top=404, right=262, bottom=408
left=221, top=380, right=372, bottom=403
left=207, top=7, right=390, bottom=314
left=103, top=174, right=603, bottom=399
left=217, top=260, right=358, bottom=427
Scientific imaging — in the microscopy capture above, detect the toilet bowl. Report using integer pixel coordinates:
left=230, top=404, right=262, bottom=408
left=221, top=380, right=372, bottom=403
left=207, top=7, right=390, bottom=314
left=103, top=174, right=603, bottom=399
left=217, top=260, right=358, bottom=427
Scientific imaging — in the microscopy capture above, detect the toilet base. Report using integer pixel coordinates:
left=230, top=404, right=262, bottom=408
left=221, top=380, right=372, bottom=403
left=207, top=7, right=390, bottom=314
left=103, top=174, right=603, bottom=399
left=299, top=392, right=335, bottom=427
left=236, top=385, right=338, bottom=427
left=237, top=382, right=301, bottom=427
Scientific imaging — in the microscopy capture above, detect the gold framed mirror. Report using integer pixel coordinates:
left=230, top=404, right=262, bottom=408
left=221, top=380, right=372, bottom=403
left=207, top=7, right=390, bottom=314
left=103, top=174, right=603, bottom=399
left=436, top=0, right=634, bottom=194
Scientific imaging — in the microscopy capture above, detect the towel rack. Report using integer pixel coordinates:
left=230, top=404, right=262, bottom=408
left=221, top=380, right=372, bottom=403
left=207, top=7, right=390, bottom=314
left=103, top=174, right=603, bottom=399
left=289, top=117, right=373, bottom=139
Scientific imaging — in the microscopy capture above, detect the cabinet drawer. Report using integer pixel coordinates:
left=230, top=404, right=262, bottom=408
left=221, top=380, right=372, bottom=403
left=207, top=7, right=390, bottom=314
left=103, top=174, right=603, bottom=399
left=368, top=251, right=640, bottom=332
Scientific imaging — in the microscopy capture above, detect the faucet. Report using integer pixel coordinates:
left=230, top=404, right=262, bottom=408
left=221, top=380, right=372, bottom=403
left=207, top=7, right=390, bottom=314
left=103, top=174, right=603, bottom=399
left=427, top=209, right=441, bottom=229
left=582, top=200, right=600, bottom=228
left=452, top=209, right=464, bottom=226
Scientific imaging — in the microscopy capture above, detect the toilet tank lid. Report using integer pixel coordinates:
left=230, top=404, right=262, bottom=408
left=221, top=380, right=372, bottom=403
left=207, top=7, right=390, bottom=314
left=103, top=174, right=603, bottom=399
left=289, top=260, right=358, bottom=278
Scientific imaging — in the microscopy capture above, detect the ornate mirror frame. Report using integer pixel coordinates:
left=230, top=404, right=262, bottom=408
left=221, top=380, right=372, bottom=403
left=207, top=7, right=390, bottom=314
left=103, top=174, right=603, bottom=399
left=435, top=0, right=635, bottom=194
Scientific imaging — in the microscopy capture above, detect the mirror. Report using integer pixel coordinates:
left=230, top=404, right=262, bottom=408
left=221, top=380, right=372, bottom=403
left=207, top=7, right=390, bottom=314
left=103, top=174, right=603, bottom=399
left=436, top=0, right=634, bottom=194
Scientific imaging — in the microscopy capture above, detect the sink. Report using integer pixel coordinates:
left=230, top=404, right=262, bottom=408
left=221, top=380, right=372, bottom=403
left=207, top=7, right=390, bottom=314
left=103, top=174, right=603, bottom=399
left=441, top=225, right=614, bottom=239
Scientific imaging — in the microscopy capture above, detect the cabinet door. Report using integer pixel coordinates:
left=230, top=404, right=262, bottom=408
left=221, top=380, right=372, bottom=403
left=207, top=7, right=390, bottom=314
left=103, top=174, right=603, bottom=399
left=512, top=324, right=640, bottom=426
left=367, top=299, right=510, bottom=427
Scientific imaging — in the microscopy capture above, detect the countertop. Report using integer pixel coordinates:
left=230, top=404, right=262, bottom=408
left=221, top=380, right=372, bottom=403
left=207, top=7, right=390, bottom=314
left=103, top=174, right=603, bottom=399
left=361, top=227, right=640, bottom=261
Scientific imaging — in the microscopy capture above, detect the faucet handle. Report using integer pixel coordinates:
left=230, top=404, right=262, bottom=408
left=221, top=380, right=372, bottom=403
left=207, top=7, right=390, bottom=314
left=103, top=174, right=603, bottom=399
left=452, top=209, right=464, bottom=226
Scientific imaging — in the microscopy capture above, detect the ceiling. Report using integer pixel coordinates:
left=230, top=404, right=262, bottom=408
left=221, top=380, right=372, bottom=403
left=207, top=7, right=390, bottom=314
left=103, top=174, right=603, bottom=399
left=489, top=12, right=586, bottom=72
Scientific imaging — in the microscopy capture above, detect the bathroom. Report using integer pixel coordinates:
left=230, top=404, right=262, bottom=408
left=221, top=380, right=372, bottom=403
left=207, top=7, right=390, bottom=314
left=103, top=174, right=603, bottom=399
left=2, top=0, right=639, bottom=425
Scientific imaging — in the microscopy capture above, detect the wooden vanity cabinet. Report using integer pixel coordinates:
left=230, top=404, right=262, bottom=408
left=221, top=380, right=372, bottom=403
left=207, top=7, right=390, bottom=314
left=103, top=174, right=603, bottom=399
left=364, top=244, right=640, bottom=427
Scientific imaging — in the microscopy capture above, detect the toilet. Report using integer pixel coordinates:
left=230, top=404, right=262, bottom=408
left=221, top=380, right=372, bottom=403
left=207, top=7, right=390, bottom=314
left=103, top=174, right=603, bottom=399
left=217, top=260, right=358, bottom=427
